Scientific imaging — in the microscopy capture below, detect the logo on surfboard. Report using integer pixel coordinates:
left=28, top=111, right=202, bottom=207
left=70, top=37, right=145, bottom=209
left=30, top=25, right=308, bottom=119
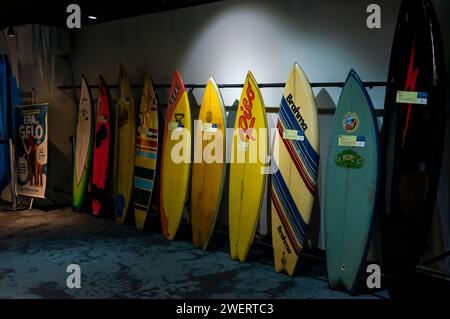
left=238, top=83, right=256, bottom=142
left=286, top=94, right=308, bottom=131
left=174, top=113, right=185, bottom=127
left=169, top=83, right=180, bottom=108
left=277, top=225, right=292, bottom=255
left=80, top=108, right=89, bottom=121
left=119, top=108, right=128, bottom=128
left=335, top=149, right=364, bottom=169
left=342, top=112, right=360, bottom=133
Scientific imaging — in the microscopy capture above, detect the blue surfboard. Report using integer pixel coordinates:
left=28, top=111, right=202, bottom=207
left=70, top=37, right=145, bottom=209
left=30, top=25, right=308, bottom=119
left=0, top=55, right=22, bottom=192
left=0, top=56, right=22, bottom=193
left=0, top=56, right=8, bottom=192
left=324, top=70, right=380, bottom=293
left=9, top=66, right=22, bottom=140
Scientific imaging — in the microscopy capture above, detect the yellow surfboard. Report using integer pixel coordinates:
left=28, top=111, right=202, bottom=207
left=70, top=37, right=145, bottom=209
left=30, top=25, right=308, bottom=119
left=115, top=63, right=136, bottom=224
left=229, top=71, right=269, bottom=262
left=191, top=77, right=226, bottom=250
left=271, top=63, right=320, bottom=276
left=160, top=69, right=192, bottom=240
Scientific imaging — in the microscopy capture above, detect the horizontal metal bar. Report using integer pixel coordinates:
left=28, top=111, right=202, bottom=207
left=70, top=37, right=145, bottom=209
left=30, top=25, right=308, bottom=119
left=57, top=81, right=387, bottom=90
left=226, top=106, right=385, bottom=116
left=415, top=266, right=450, bottom=280
left=423, top=251, right=450, bottom=267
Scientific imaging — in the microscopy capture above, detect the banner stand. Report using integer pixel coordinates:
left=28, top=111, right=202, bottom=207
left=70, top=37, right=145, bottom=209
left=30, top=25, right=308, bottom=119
left=14, top=103, right=48, bottom=203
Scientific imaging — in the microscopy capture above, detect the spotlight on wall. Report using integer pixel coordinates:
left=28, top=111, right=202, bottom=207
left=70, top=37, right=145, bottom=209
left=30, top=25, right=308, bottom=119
left=7, top=26, right=15, bottom=38
left=88, top=16, right=98, bottom=20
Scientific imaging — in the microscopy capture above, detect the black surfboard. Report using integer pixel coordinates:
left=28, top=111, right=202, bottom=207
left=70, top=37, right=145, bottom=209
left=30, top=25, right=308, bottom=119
left=380, top=0, right=446, bottom=298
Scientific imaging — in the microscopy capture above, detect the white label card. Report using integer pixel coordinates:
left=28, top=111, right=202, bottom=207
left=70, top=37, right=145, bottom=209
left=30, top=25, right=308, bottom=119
left=238, top=140, right=249, bottom=152
left=283, top=129, right=305, bottom=141
left=396, top=91, right=428, bottom=105
left=202, top=123, right=218, bottom=133
left=338, top=135, right=366, bottom=147
left=169, top=122, right=183, bottom=131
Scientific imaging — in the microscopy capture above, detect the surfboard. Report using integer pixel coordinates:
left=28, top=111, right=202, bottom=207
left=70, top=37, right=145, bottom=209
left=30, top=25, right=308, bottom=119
left=160, top=69, right=192, bottom=240
left=0, top=56, right=8, bottom=193
left=380, top=0, right=446, bottom=298
left=191, top=77, right=227, bottom=250
left=229, top=71, right=269, bottom=263
left=115, top=64, right=136, bottom=224
left=92, top=76, right=111, bottom=216
left=271, top=64, right=320, bottom=275
left=316, top=89, right=337, bottom=249
left=73, top=76, right=94, bottom=212
left=133, top=78, right=162, bottom=230
left=324, top=69, right=380, bottom=293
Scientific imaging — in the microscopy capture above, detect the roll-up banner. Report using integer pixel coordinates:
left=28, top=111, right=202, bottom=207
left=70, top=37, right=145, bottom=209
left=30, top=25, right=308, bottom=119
left=15, top=104, right=48, bottom=198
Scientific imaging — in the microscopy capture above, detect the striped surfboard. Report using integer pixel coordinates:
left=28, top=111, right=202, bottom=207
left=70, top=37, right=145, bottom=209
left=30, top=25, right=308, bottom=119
left=271, top=63, right=320, bottom=276
left=133, top=78, right=161, bottom=230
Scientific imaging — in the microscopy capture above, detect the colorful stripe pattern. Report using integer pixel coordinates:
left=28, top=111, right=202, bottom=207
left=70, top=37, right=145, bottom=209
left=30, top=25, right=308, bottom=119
left=272, top=94, right=319, bottom=257
left=134, top=124, right=158, bottom=212
left=277, top=96, right=319, bottom=195
left=271, top=168, right=308, bottom=255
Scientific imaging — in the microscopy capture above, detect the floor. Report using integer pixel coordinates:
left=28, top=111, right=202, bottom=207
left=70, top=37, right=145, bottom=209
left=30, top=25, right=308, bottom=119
left=0, top=208, right=386, bottom=299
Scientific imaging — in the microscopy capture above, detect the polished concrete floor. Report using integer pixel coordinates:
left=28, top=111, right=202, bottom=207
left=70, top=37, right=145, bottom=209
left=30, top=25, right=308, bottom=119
left=0, top=208, right=386, bottom=299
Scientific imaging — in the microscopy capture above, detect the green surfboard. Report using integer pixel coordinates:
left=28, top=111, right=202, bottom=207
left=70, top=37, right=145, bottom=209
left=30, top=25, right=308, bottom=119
left=73, top=76, right=95, bottom=212
left=324, top=70, right=380, bottom=293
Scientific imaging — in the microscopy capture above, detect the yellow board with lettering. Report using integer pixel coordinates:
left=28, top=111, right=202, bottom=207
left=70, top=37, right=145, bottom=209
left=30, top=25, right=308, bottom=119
left=229, top=71, right=269, bottom=262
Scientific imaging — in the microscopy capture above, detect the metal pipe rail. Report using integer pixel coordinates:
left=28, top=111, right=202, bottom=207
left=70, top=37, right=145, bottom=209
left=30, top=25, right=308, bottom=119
left=57, top=81, right=387, bottom=90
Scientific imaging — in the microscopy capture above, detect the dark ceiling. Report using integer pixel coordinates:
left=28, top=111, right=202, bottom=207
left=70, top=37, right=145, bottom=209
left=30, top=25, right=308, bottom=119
left=0, top=0, right=223, bottom=30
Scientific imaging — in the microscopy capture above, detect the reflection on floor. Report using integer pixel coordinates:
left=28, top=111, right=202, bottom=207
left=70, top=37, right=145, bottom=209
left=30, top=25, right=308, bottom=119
left=0, top=209, right=386, bottom=299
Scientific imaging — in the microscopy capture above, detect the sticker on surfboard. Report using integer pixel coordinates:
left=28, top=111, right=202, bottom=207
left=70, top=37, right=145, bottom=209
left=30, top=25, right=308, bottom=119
left=335, top=149, right=365, bottom=169
left=115, top=194, right=125, bottom=218
left=342, top=112, right=360, bottom=133
left=238, top=140, right=249, bottom=151
left=119, top=109, right=129, bottom=127
left=169, top=122, right=184, bottom=131
left=396, top=91, right=428, bottom=105
left=97, top=115, right=108, bottom=124
left=283, top=129, right=305, bottom=141
left=201, top=122, right=218, bottom=132
left=338, top=135, right=366, bottom=147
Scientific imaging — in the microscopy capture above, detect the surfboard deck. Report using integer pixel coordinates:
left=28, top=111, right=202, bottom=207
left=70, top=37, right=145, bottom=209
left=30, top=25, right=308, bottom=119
left=324, top=70, right=380, bottom=293
left=271, top=64, right=320, bottom=276
left=380, top=0, right=446, bottom=298
left=160, top=69, right=192, bottom=240
left=73, top=76, right=94, bottom=212
left=134, top=78, right=162, bottom=230
left=191, top=77, right=227, bottom=250
left=92, top=76, right=111, bottom=216
left=115, top=64, right=136, bottom=224
left=229, top=71, right=269, bottom=263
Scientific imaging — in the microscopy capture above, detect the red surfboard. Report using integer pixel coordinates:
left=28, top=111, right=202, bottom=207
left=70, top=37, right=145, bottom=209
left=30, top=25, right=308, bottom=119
left=92, top=76, right=111, bottom=216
